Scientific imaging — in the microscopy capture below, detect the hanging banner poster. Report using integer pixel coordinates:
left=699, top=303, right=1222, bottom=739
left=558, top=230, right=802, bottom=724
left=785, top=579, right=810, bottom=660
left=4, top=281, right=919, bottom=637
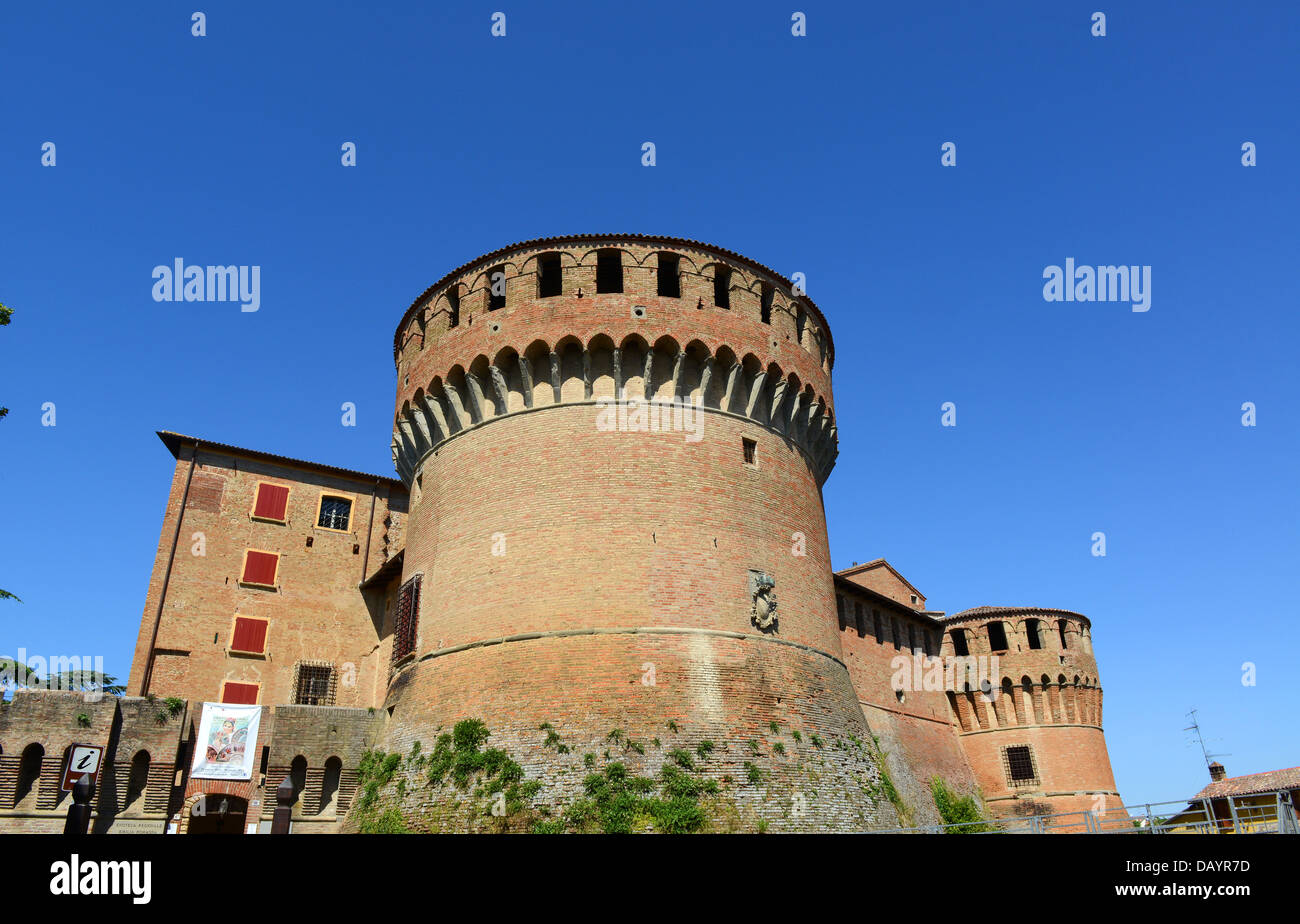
left=190, top=702, right=262, bottom=780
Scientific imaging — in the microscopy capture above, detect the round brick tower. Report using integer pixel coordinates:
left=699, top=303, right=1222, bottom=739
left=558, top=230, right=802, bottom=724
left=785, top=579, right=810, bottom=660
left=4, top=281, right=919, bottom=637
left=939, top=606, right=1123, bottom=824
left=366, top=235, right=899, bottom=832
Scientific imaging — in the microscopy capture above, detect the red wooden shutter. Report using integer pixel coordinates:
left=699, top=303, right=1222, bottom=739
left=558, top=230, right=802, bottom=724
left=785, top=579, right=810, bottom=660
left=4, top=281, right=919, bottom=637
left=230, top=616, right=268, bottom=654
left=242, top=550, right=279, bottom=586
left=253, top=483, right=289, bottom=521
left=221, top=681, right=259, bottom=704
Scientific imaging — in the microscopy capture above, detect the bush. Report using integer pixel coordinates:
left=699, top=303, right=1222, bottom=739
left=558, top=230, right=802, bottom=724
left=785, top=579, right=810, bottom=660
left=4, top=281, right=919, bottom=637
left=931, top=778, right=989, bottom=832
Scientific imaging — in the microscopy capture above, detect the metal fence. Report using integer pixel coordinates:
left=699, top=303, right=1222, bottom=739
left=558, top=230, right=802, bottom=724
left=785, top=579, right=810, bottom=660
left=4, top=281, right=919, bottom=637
left=880, top=789, right=1299, bottom=834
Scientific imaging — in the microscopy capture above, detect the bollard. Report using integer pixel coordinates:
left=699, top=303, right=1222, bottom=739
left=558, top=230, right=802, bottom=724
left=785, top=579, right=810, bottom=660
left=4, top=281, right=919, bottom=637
left=270, top=776, right=294, bottom=834
left=63, top=774, right=94, bottom=835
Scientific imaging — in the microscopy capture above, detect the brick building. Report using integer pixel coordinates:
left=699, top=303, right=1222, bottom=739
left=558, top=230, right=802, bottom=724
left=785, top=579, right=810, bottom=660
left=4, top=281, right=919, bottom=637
left=0, top=235, right=1122, bottom=833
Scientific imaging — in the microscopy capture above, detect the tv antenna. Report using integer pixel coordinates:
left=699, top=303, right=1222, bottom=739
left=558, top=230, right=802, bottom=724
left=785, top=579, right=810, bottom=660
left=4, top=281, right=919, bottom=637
left=1184, top=708, right=1230, bottom=771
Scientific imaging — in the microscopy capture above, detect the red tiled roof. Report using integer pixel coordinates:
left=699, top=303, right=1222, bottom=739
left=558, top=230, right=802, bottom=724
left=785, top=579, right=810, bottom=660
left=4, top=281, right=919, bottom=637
left=945, top=605, right=1090, bottom=626
left=158, top=431, right=403, bottom=487
left=1192, top=766, right=1300, bottom=800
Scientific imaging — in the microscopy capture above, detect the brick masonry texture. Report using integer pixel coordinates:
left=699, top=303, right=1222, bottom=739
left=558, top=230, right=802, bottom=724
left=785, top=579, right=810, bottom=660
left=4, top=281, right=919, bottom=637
left=0, top=236, right=1124, bottom=833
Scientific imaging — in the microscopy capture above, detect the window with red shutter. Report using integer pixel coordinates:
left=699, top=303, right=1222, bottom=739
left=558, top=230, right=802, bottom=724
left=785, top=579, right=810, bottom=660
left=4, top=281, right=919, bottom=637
left=230, top=616, right=268, bottom=654
left=252, top=483, right=290, bottom=522
left=241, top=550, right=279, bottom=587
left=220, top=681, right=259, bottom=705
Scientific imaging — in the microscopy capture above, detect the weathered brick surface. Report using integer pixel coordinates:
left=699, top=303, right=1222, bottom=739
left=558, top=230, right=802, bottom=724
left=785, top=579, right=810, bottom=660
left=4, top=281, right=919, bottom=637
left=0, top=236, right=1128, bottom=835
left=938, top=609, right=1121, bottom=819
left=125, top=443, right=407, bottom=709
left=362, top=632, right=900, bottom=832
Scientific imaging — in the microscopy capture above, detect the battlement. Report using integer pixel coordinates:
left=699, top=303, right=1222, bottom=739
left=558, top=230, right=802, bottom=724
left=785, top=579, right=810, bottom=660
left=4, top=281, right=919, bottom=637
left=389, top=236, right=840, bottom=488
left=393, top=234, right=834, bottom=370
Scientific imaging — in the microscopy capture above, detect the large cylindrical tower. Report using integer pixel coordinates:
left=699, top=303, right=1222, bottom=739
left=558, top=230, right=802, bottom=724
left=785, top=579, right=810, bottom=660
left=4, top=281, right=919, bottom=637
left=939, top=606, right=1123, bottom=824
left=359, top=235, right=899, bottom=832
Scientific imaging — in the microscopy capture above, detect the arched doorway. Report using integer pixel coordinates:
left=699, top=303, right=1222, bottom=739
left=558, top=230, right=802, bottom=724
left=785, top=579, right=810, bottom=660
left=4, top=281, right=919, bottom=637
left=187, top=794, right=248, bottom=834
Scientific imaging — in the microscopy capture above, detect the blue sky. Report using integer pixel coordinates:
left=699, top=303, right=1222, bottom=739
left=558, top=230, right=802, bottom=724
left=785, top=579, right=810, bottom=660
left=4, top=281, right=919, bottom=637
left=1, top=2, right=1295, bottom=809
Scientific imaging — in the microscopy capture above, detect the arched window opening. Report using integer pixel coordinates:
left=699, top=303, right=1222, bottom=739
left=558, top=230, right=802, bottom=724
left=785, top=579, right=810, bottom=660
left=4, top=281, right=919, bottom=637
left=125, top=750, right=150, bottom=812
left=320, top=757, right=343, bottom=815
left=15, top=744, right=43, bottom=809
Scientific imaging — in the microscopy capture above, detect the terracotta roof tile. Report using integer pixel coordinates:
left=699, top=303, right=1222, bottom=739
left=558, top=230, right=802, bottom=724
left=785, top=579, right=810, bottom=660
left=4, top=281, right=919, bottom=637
left=1192, top=766, right=1300, bottom=800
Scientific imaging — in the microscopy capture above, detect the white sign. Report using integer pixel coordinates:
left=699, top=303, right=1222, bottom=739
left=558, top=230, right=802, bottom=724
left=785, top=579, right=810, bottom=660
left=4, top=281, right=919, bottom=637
left=61, top=744, right=104, bottom=791
left=190, top=702, right=262, bottom=780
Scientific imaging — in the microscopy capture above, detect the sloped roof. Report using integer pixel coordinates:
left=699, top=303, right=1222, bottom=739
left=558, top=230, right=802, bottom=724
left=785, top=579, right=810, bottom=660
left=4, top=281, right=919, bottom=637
left=1192, top=766, right=1300, bottom=800
left=944, top=605, right=1090, bottom=627
left=158, top=431, right=403, bottom=487
left=834, top=559, right=926, bottom=602
left=830, top=574, right=943, bottom=622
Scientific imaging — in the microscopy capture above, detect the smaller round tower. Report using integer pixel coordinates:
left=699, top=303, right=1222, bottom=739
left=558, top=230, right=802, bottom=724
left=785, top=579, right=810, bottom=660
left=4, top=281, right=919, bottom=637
left=938, top=607, right=1122, bottom=823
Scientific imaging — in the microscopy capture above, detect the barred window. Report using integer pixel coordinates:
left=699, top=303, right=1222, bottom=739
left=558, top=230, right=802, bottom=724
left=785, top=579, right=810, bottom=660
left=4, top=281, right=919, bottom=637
left=293, top=662, right=336, bottom=706
left=392, top=574, right=422, bottom=664
left=318, top=496, right=351, bottom=531
left=1003, top=745, right=1039, bottom=786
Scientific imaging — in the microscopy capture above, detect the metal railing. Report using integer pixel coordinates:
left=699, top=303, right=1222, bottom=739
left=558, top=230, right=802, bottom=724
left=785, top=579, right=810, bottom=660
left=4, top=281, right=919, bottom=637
left=879, top=789, right=1299, bottom=834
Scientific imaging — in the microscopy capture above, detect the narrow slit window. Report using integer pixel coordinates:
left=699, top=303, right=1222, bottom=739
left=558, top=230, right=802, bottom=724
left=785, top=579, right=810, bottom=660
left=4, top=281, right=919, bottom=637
left=1025, top=618, right=1042, bottom=649
left=596, top=249, right=623, bottom=293
left=538, top=253, right=562, bottom=298
left=951, top=628, right=969, bottom=657
left=742, top=438, right=756, bottom=464
left=713, top=266, right=731, bottom=308
left=1058, top=620, right=1070, bottom=649
left=656, top=253, right=680, bottom=297
left=760, top=284, right=773, bottom=324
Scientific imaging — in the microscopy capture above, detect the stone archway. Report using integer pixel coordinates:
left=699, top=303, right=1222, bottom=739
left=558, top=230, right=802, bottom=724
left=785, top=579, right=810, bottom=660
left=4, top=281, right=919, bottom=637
left=185, top=793, right=248, bottom=834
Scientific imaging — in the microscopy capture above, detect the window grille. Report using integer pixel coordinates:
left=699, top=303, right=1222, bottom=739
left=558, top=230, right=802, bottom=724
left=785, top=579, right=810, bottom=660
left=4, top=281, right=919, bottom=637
left=392, top=575, right=422, bottom=664
left=318, top=496, right=351, bottom=530
left=1003, top=745, right=1039, bottom=786
left=293, top=661, right=336, bottom=706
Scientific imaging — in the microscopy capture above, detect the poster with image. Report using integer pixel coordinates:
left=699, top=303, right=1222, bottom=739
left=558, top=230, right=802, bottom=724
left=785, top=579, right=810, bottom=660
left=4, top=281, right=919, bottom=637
left=189, top=702, right=262, bottom=780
